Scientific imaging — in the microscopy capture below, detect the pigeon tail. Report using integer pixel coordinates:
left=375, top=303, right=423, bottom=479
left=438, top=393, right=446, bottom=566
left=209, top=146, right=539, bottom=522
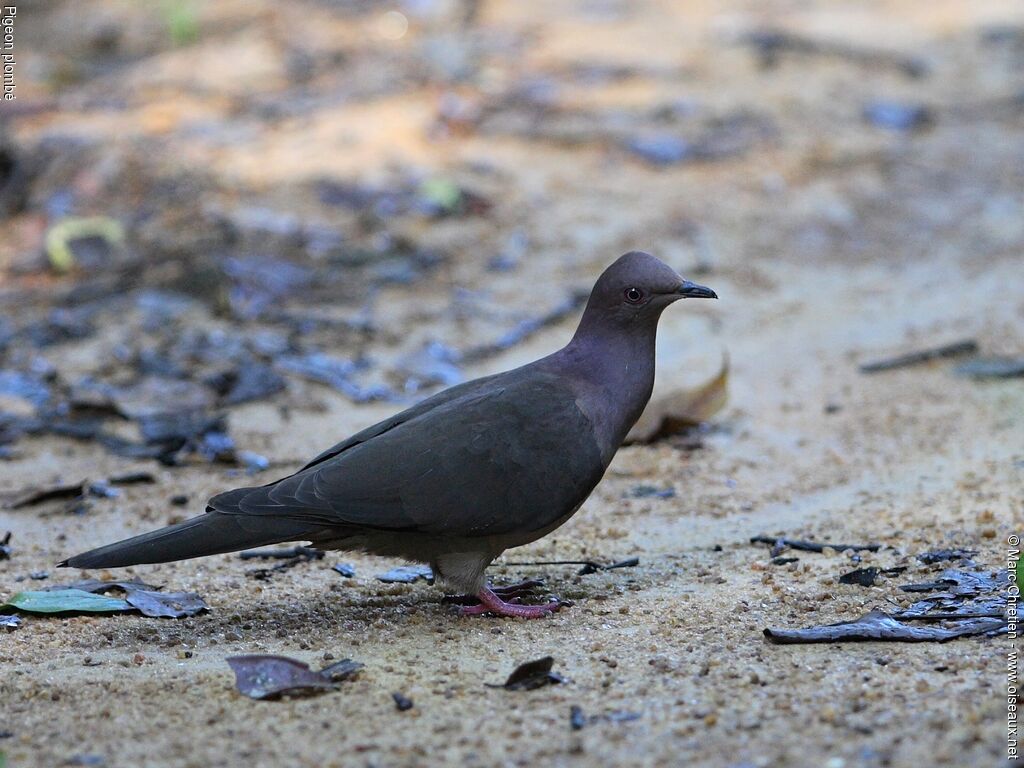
left=59, top=512, right=317, bottom=569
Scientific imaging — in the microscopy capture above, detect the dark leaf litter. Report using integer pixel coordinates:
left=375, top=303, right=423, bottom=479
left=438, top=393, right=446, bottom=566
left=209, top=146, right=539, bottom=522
left=227, top=655, right=363, bottom=700
left=392, top=692, right=414, bottom=711
left=570, top=705, right=642, bottom=731
left=375, top=564, right=434, bottom=584
left=766, top=564, right=1009, bottom=643
left=0, top=217, right=609, bottom=474
left=916, top=548, right=978, bottom=564
left=629, top=485, right=676, bottom=499
left=5, top=474, right=162, bottom=513
left=740, top=28, right=928, bottom=77
left=899, top=568, right=1006, bottom=595
left=488, top=656, right=566, bottom=691
left=838, top=566, right=907, bottom=587
left=862, top=101, right=932, bottom=131
left=764, top=609, right=1004, bottom=644
left=239, top=546, right=325, bottom=580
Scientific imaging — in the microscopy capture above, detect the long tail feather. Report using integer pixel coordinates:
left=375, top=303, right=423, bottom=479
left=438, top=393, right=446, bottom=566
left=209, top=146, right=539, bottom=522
left=59, top=512, right=318, bottom=569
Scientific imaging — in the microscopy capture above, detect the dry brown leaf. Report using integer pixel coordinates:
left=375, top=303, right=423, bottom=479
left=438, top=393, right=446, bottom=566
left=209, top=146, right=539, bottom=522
left=626, top=353, right=728, bottom=443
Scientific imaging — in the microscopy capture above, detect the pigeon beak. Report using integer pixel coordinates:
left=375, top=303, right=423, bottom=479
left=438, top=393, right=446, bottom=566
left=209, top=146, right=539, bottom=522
left=676, top=280, right=718, bottom=299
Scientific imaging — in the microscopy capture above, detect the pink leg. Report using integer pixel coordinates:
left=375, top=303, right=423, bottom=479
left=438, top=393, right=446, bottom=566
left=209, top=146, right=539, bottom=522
left=443, top=579, right=546, bottom=606
left=491, top=579, right=546, bottom=598
left=459, top=586, right=562, bottom=618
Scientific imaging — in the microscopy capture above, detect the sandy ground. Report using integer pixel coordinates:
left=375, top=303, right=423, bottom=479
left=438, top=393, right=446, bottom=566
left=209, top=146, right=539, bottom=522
left=2, top=1, right=1022, bottom=767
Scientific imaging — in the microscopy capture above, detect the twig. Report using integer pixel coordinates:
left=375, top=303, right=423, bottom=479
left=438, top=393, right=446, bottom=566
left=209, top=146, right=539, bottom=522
left=750, top=536, right=880, bottom=558
left=859, top=339, right=977, bottom=373
left=499, top=557, right=639, bottom=575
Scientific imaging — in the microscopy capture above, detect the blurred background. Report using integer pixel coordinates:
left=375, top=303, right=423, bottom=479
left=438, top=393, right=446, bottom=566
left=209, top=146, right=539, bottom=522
left=1, top=2, right=1022, bottom=767
left=0, top=0, right=1022, bottom=467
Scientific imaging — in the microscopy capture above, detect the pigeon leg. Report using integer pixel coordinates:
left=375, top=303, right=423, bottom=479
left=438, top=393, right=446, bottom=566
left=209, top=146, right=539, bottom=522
left=491, top=579, right=546, bottom=598
left=444, top=579, right=546, bottom=606
left=459, top=586, right=562, bottom=618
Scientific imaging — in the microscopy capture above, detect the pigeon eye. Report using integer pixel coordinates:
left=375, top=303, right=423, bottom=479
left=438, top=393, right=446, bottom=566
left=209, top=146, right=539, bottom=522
left=624, top=287, right=644, bottom=304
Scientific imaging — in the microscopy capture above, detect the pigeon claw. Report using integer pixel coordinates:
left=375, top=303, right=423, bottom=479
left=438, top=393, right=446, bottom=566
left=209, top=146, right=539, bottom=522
left=459, top=586, right=563, bottom=619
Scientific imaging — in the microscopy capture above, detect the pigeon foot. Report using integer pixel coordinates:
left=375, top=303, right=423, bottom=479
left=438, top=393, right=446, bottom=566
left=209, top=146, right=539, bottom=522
left=459, top=586, right=563, bottom=618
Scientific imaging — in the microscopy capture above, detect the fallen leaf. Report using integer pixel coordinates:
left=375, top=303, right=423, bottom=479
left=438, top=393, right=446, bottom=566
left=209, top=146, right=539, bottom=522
left=45, top=216, right=125, bottom=273
left=628, top=485, right=675, bottom=499
left=124, top=590, right=207, bottom=618
left=862, top=101, right=932, bottom=131
left=7, top=480, right=87, bottom=508
left=764, top=609, right=1004, bottom=644
left=392, top=692, right=414, bottom=711
left=838, top=566, right=905, bottom=587
left=318, top=659, right=364, bottom=682
left=838, top=567, right=880, bottom=586
left=209, top=363, right=286, bottom=406
left=916, top=549, right=978, bottom=564
left=489, top=656, right=566, bottom=690
left=375, top=565, right=433, bottom=584
left=899, top=569, right=1006, bottom=595
left=626, top=354, right=728, bottom=442
left=955, top=357, right=1024, bottom=379
left=569, top=705, right=641, bottom=730
left=42, top=579, right=207, bottom=618
left=2, top=589, right=131, bottom=614
left=227, top=655, right=363, bottom=700
left=898, top=596, right=1005, bottom=620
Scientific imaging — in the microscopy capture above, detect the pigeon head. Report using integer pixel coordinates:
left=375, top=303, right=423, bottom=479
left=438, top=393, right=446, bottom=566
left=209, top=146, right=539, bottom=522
left=578, top=251, right=716, bottom=332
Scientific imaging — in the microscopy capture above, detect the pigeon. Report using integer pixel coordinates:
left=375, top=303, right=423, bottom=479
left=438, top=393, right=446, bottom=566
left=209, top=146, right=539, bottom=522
left=61, top=252, right=717, bottom=618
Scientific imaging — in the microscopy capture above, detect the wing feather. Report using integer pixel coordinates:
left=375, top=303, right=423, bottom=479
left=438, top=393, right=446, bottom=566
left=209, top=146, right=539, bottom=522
left=216, top=372, right=605, bottom=538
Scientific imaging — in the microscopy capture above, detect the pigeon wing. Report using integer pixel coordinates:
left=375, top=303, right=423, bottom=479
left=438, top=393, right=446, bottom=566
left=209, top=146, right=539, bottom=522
left=217, top=373, right=605, bottom=538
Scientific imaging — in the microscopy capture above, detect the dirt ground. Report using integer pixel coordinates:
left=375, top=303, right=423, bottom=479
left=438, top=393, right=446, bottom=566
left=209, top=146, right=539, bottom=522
left=1, top=1, right=1022, bottom=767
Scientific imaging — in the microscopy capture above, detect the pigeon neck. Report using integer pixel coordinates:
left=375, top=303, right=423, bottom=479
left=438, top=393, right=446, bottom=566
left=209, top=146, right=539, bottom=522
left=560, top=312, right=661, bottom=462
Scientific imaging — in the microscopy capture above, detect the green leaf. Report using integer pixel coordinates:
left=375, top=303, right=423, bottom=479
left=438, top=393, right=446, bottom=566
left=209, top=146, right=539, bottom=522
left=163, top=0, right=199, bottom=47
left=420, top=178, right=461, bottom=212
left=2, top=588, right=132, bottom=614
left=44, top=216, right=125, bottom=273
left=1017, top=552, right=1023, bottom=587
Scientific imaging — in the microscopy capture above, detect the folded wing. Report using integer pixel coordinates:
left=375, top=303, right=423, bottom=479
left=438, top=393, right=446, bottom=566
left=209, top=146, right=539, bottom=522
left=212, top=372, right=605, bottom=539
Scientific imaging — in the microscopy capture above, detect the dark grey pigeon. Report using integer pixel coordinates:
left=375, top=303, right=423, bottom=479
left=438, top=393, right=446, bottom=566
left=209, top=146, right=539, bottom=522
left=61, top=252, right=717, bottom=618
